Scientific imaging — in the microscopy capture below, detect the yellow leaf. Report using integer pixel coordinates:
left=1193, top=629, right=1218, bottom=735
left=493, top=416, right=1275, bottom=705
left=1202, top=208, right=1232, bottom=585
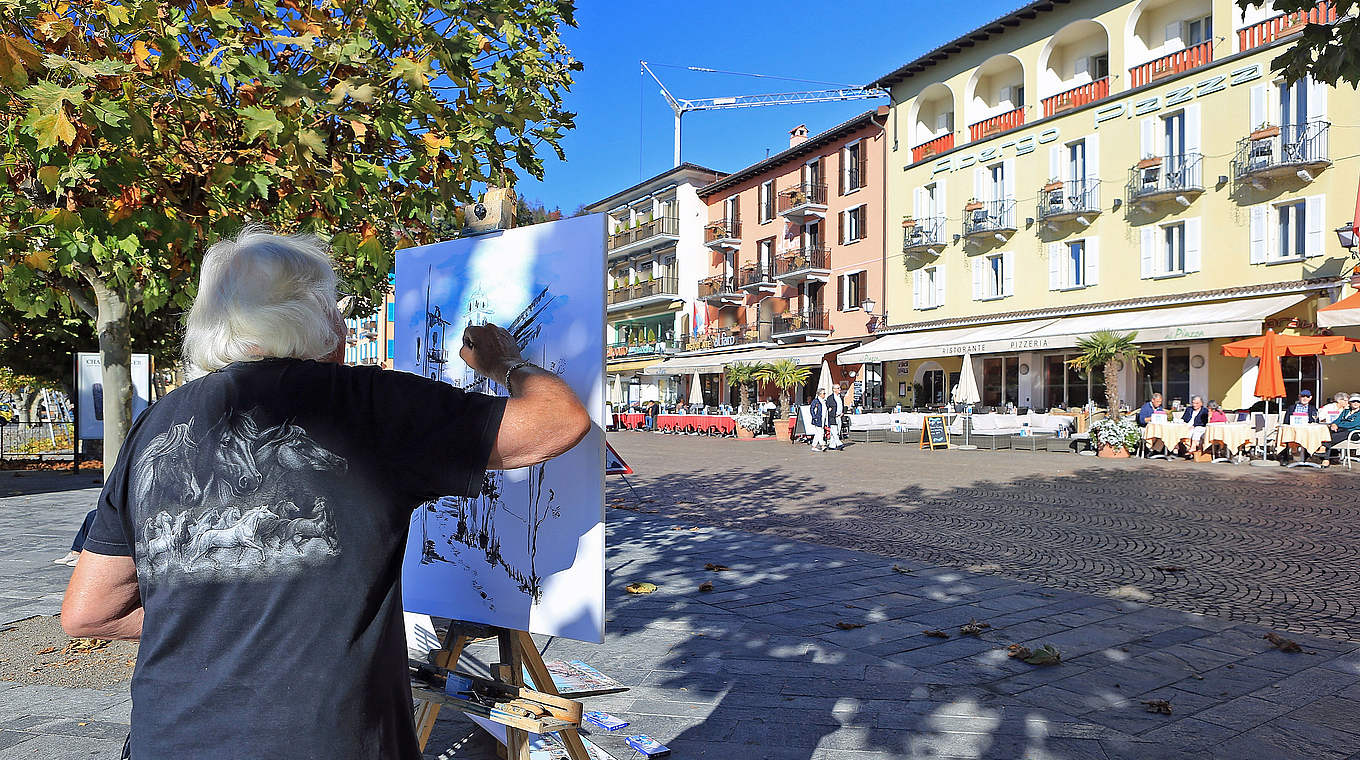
left=36, top=166, right=60, bottom=192
left=624, top=582, right=657, bottom=594
left=132, top=41, right=152, bottom=70
left=420, top=132, right=451, bottom=157
left=22, top=249, right=53, bottom=271
left=0, top=36, right=45, bottom=87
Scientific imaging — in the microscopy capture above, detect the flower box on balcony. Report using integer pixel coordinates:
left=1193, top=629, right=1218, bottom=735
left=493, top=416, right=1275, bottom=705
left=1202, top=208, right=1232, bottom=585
left=963, top=200, right=983, bottom=212
left=786, top=190, right=809, bottom=206
left=902, top=217, right=917, bottom=228
left=1042, top=180, right=1063, bottom=192
left=1250, top=125, right=1281, bottom=140
left=1135, top=157, right=1163, bottom=170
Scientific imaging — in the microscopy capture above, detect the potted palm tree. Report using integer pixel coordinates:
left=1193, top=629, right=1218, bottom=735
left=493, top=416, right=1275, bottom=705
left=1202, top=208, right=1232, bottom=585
left=755, top=359, right=810, bottom=442
left=727, top=361, right=760, bottom=413
left=1066, top=330, right=1150, bottom=458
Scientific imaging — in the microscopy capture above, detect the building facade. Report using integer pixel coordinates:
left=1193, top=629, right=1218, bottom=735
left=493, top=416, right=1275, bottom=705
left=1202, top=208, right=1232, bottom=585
left=842, top=0, right=1358, bottom=412
left=585, top=164, right=724, bottom=407
left=344, top=276, right=397, bottom=369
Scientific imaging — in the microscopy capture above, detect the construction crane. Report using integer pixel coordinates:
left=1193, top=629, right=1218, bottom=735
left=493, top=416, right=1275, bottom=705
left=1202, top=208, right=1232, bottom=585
left=641, top=61, right=888, bottom=167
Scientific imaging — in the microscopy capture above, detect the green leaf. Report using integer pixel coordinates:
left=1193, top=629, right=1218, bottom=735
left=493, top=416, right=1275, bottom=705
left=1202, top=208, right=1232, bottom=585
left=91, top=99, right=128, bottom=128
left=208, top=5, right=243, bottom=29
left=238, top=105, right=284, bottom=142
left=35, top=166, right=60, bottom=192
left=328, top=78, right=375, bottom=105
left=20, top=81, right=87, bottom=113
left=296, top=129, right=326, bottom=157
left=390, top=56, right=435, bottom=88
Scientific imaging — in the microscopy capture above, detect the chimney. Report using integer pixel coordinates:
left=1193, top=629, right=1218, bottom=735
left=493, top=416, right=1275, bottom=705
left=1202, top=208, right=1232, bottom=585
left=789, top=124, right=809, bottom=148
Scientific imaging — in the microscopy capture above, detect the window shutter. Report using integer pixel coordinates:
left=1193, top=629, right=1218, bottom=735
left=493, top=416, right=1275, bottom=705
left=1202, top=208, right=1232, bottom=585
left=1049, top=144, right=1063, bottom=183
left=973, top=166, right=985, bottom=203
left=1140, top=118, right=1157, bottom=158
left=1184, top=104, right=1201, bottom=157
left=936, top=176, right=947, bottom=217
left=1165, top=21, right=1183, bottom=48
left=838, top=211, right=846, bottom=246
left=837, top=274, right=845, bottom=311
left=972, top=261, right=984, bottom=300
left=1048, top=242, right=1063, bottom=290
left=1250, top=85, right=1267, bottom=130
left=935, top=265, right=946, bottom=307
left=1307, top=76, right=1327, bottom=123
left=1085, top=238, right=1099, bottom=286
left=1003, top=157, right=1016, bottom=201
left=839, top=150, right=846, bottom=196
left=1184, top=217, right=1202, bottom=273
left=1305, top=195, right=1325, bottom=257
left=1141, top=227, right=1156, bottom=278
left=912, top=187, right=922, bottom=218
left=912, top=270, right=923, bottom=309
left=1085, top=134, right=1099, bottom=186
left=1002, top=252, right=1015, bottom=297
left=1073, top=55, right=1089, bottom=78
left=1249, top=205, right=1268, bottom=264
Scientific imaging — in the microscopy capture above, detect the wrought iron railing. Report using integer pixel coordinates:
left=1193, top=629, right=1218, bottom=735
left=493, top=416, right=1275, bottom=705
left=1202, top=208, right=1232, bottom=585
left=607, top=276, right=679, bottom=305
left=777, top=183, right=828, bottom=213
left=772, top=309, right=830, bottom=335
left=1037, top=180, right=1102, bottom=220
left=1232, top=122, right=1330, bottom=179
left=697, top=276, right=740, bottom=300
left=738, top=264, right=776, bottom=288
left=607, top=215, right=680, bottom=251
left=1126, top=153, right=1204, bottom=202
left=704, top=219, right=741, bottom=243
left=774, top=246, right=830, bottom=277
left=962, top=199, right=1017, bottom=236
left=902, top=216, right=947, bottom=251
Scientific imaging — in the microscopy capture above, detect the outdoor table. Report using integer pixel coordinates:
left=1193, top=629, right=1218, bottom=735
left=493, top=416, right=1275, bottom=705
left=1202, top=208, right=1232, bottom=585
left=656, top=413, right=736, bottom=436
left=1205, top=422, right=1254, bottom=455
left=614, top=413, right=647, bottom=430
left=1275, top=423, right=1330, bottom=458
left=1143, top=421, right=1192, bottom=454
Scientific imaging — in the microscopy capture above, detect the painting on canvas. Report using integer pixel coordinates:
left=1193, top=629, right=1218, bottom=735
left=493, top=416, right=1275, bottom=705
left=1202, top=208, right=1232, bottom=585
left=395, top=214, right=606, bottom=643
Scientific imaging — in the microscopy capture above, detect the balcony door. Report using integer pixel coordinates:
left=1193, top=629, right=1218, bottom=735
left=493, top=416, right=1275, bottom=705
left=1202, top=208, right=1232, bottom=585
left=803, top=158, right=822, bottom=189
left=1068, top=141, right=1087, bottom=194
left=804, top=221, right=821, bottom=250
left=723, top=195, right=739, bottom=226
left=1279, top=78, right=1308, bottom=159
left=989, top=163, right=1005, bottom=203
left=1164, top=111, right=1187, bottom=184
left=758, top=238, right=773, bottom=276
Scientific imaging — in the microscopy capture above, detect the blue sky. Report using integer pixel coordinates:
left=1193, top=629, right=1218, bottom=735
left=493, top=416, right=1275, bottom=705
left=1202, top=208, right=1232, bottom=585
left=513, top=0, right=1022, bottom=212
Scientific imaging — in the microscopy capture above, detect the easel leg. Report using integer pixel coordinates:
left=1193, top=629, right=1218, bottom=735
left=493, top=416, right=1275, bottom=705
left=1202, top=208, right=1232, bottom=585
left=414, top=632, right=470, bottom=752
left=617, top=473, right=642, bottom=503
left=514, top=630, right=591, bottom=760
left=498, top=632, right=531, bottom=760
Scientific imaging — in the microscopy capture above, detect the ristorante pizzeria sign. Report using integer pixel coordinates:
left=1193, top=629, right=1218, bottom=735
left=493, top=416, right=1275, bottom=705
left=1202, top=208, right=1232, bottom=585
left=923, top=62, right=1264, bottom=176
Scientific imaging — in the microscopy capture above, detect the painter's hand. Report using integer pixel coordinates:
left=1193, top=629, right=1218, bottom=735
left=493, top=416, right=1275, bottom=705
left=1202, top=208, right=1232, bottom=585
left=460, top=323, right=523, bottom=378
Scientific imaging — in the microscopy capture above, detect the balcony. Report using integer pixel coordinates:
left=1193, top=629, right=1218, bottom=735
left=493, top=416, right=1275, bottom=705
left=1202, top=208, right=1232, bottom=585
left=968, top=107, right=1024, bottom=142
left=774, top=246, right=831, bottom=284
left=772, top=309, right=831, bottom=340
left=911, top=133, right=954, bottom=165
left=1037, top=180, right=1102, bottom=226
left=683, top=325, right=759, bottom=352
left=1041, top=77, right=1110, bottom=118
left=704, top=219, right=741, bottom=251
left=1128, top=40, right=1212, bottom=89
left=738, top=263, right=777, bottom=293
left=962, top=199, right=1017, bottom=240
left=607, top=215, right=679, bottom=257
left=1232, top=122, right=1331, bottom=187
left=1127, top=153, right=1204, bottom=209
left=777, top=183, right=828, bottom=224
left=607, top=340, right=678, bottom=361
left=902, top=216, right=947, bottom=261
left=697, top=275, right=743, bottom=306
left=1239, top=2, right=1335, bottom=52
left=606, top=276, right=680, bottom=312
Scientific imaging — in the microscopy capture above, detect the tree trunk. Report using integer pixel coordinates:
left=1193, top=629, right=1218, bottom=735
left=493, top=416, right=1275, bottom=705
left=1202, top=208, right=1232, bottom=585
left=18, top=387, right=39, bottom=423
left=1104, top=360, right=1119, bottom=415
left=739, top=383, right=749, bottom=414
left=88, top=276, right=133, bottom=478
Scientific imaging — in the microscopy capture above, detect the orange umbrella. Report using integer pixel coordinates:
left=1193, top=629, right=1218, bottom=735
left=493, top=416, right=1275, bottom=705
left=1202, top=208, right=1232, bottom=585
left=1221, top=329, right=1355, bottom=399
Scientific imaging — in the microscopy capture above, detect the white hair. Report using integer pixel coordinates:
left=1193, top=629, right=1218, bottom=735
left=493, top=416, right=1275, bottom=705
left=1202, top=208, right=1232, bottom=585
left=183, top=227, right=340, bottom=373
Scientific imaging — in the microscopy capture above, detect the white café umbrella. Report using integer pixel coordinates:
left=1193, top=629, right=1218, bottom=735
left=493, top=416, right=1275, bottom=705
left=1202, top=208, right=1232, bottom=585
left=816, top=360, right=834, bottom=395
left=954, top=352, right=981, bottom=449
left=688, top=371, right=705, bottom=407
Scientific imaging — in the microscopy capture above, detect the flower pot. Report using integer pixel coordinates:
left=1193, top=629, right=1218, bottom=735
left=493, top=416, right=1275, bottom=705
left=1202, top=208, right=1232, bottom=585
left=1250, top=125, right=1281, bottom=140
left=775, top=420, right=792, bottom=442
left=1043, top=181, right=1063, bottom=192
left=902, top=218, right=917, bottom=228
left=1097, top=444, right=1130, bottom=458
left=964, top=201, right=983, bottom=212
left=1135, top=157, right=1162, bottom=170
left=736, top=427, right=755, bottom=440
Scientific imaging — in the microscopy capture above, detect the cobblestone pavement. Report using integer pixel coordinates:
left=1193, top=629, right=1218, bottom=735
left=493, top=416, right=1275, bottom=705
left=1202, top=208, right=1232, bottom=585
left=6, top=470, right=1360, bottom=759
left=606, top=432, right=1360, bottom=641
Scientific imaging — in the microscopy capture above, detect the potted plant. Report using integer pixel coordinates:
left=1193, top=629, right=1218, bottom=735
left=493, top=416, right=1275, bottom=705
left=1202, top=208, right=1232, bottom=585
left=1089, top=416, right=1140, bottom=458
left=902, top=216, right=917, bottom=228
left=1042, top=178, right=1063, bottom=192
left=1250, top=124, right=1281, bottom=140
left=1135, top=156, right=1162, bottom=170
left=735, top=413, right=763, bottom=440
left=788, top=188, right=809, bottom=205
left=1066, top=330, right=1150, bottom=456
left=727, top=361, right=761, bottom=413
left=964, top=198, right=983, bottom=212
left=755, top=359, right=810, bottom=442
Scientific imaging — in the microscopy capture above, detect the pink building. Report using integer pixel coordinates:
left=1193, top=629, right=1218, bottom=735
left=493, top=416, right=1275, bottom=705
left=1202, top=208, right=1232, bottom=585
left=650, top=108, right=889, bottom=409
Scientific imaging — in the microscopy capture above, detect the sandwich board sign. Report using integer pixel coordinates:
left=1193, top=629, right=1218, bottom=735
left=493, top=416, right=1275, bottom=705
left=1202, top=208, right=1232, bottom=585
left=395, top=214, right=607, bottom=643
left=920, top=414, right=949, bottom=450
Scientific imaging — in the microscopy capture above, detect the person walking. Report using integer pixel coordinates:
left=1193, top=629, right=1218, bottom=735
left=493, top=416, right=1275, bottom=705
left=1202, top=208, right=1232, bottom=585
left=61, top=228, right=591, bottom=760
left=53, top=508, right=98, bottom=567
left=809, top=389, right=828, bottom=451
left=825, top=385, right=846, bottom=451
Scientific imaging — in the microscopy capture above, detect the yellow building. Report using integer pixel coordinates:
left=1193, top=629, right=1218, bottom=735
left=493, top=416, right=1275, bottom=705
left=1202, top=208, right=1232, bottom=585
left=839, top=0, right=1359, bottom=412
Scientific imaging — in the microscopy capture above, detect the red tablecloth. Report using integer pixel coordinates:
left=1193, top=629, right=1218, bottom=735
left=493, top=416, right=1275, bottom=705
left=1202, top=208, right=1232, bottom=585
left=656, top=414, right=736, bottom=435
left=614, top=413, right=647, bottom=430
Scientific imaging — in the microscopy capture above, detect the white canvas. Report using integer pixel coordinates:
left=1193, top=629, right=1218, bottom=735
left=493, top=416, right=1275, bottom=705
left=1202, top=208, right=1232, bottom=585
left=395, top=214, right=606, bottom=643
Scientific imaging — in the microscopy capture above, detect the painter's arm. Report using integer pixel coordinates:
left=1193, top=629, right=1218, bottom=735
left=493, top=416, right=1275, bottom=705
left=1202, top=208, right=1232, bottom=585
left=62, top=552, right=143, bottom=640
left=461, top=324, right=591, bottom=470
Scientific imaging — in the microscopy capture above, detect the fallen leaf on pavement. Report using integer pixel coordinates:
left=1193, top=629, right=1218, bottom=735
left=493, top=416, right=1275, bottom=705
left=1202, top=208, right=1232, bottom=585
left=1007, top=644, right=1032, bottom=660
left=1264, top=633, right=1302, bottom=653
left=63, top=638, right=109, bottom=654
left=1019, top=643, right=1062, bottom=666
left=624, top=582, right=657, bottom=594
left=34, top=647, right=56, bottom=656
left=704, top=563, right=731, bottom=572
left=959, top=619, right=991, bottom=637
left=923, top=629, right=950, bottom=638
left=835, top=622, right=865, bottom=630
left=891, top=564, right=912, bottom=575
left=698, top=582, right=713, bottom=593
left=1142, top=699, right=1173, bottom=714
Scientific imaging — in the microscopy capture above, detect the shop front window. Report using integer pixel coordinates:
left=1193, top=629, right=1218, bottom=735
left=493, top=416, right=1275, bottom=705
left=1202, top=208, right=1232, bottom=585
left=1137, top=347, right=1191, bottom=409
left=982, top=357, right=1020, bottom=407
left=861, top=364, right=884, bottom=410
left=1044, top=354, right=1106, bottom=410
left=920, top=369, right=946, bottom=406
left=1281, top=355, right=1321, bottom=401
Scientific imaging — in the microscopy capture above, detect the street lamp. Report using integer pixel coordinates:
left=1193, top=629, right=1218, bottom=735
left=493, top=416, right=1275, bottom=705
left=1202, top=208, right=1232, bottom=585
left=1337, top=224, right=1358, bottom=251
left=861, top=297, right=877, bottom=314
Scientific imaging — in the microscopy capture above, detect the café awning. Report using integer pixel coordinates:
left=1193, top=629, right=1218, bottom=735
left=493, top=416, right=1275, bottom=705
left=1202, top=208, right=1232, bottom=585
left=837, top=293, right=1306, bottom=364
left=644, top=342, right=854, bottom=376
left=1318, top=291, right=1360, bottom=328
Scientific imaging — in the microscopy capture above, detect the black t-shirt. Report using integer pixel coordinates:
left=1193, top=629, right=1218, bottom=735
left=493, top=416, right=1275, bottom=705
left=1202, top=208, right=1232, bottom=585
left=84, top=358, right=505, bottom=760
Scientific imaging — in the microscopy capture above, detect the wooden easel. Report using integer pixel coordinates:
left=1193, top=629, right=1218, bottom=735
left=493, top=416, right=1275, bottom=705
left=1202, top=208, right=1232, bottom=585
left=412, top=621, right=592, bottom=760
